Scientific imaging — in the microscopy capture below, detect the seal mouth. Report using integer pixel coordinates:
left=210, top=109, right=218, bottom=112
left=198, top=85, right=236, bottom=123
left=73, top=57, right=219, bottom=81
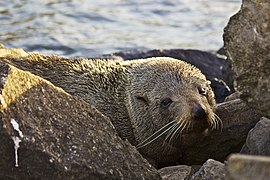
left=177, top=120, right=209, bottom=136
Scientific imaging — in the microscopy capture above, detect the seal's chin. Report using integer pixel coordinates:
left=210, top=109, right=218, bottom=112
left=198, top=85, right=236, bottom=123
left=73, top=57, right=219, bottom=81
left=189, top=119, right=210, bottom=134
left=163, top=117, right=211, bottom=147
left=179, top=125, right=210, bottom=138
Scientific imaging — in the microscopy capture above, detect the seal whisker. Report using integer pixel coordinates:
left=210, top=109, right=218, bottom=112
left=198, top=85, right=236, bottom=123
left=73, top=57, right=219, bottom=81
left=185, top=121, right=192, bottom=133
left=212, top=113, right=217, bottom=129
left=174, top=120, right=189, bottom=140
left=164, top=123, right=179, bottom=143
left=136, top=121, right=175, bottom=149
left=209, top=114, right=216, bottom=130
left=137, top=121, right=175, bottom=148
left=136, top=124, right=175, bottom=149
left=163, top=123, right=179, bottom=147
left=211, top=113, right=218, bottom=129
left=169, top=125, right=182, bottom=145
left=167, top=118, right=186, bottom=145
left=214, top=113, right=223, bottom=131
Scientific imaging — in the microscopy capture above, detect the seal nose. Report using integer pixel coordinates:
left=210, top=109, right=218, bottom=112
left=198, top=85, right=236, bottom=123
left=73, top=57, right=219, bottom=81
left=192, top=103, right=207, bottom=119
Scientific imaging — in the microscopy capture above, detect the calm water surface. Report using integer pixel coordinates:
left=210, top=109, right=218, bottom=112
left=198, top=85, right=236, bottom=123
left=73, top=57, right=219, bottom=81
left=0, top=0, right=241, bottom=57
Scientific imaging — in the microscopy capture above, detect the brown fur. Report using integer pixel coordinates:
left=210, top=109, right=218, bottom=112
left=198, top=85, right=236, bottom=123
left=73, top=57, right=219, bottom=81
left=0, top=50, right=219, bottom=168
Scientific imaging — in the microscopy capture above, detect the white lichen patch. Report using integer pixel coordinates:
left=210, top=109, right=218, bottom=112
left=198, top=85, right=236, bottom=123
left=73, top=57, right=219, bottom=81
left=10, top=119, right=24, bottom=167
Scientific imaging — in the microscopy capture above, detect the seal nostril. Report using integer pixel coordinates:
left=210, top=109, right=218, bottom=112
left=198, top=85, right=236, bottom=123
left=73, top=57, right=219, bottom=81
left=193, top=103, right=207, bottom=119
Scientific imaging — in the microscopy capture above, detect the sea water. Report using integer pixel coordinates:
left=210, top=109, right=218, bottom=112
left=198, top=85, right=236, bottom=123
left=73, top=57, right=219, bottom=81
left=0, top=0, right=241, bottom=57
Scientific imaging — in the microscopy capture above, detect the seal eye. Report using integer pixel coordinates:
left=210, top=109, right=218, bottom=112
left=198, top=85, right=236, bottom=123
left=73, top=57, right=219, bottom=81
left=198, top=87, right=207, bottom=96
left=136, top=96, right=150, bottom=105
left=161, top=98, right=173, bottom=108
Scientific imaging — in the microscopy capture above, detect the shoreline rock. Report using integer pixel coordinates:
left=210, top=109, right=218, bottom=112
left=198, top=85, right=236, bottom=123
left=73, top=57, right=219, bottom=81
left=158, top=165, right=194, bottom=180
left=190, top=159, right=225, bottom=180
left=223, top=0, right=270, bottom=118
left=241, top=117, right=270, bottom=156
left=227, top=154, right=270, bottom=180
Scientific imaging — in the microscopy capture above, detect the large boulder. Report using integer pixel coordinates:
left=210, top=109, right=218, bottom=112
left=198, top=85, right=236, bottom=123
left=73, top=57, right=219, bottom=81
left=190, top=159, right=225, bottom=180
left=227, top=154, right=270, bottom=180
left=223, top=0, right=270, bottom=118
left=158, top=165, right=194, bottom=180
left=241, top=117, right=270, bottom=156
left=0, top=62, right=160, bottom=179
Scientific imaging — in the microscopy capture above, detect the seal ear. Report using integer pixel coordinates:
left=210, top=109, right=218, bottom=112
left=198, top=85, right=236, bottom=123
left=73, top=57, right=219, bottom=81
left=135, top=95, right=150, bottom=105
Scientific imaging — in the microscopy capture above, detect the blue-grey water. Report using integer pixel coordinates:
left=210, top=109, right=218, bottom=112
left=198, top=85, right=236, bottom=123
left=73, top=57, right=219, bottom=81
left=0, top=0, right=241, bottom=57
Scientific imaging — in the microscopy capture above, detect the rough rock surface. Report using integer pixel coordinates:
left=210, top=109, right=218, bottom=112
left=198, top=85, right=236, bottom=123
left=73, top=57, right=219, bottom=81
left=0, top=62, right=161, bottom=179
left=241, top=117, right=270, bottom=156
left=227, top=154, right=270, bottom=180
left=223, top=0, right=270, bottom=118
left=190, top=159, right=225, bottom=180
left=158, top=165, right=194, bottom=180
left=100, top=49, right=233, bottom=103
left=224, top=91, right=240, bottom=102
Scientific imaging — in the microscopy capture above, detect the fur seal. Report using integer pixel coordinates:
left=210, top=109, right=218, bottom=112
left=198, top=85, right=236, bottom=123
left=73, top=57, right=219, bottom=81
left=0, top=52, right=221, bottom=168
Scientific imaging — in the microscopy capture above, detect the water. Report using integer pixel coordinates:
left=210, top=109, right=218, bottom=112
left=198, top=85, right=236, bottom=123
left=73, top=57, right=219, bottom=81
left=0, top=0, right=241, bottom=57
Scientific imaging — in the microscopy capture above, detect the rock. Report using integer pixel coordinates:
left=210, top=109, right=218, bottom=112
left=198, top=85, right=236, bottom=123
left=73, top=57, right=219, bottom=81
left=100, top=49, right=233, bottom=103
left=227, top=154, right=270, bottom=180
left=0, top=47, right=29, bottom=58
left=0, top=62, right=161, bottom=179
left=223, top=0, right=270, bottom=118
left=0, top=48, right=260, bottom=166
left=225, top=91, right=240, bottom=102
left=216, top=47, right=225, bottom=56
left=158, top=165, right=194, bottom=180
left=190, top=159, right=225, bottom=180
left=241, top=117, right=270, bottom=156
left=181, top=99, right=261, bottom=165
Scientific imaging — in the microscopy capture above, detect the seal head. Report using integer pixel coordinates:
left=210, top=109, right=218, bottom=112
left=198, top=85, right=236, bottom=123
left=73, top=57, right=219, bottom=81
left=125, top=58, right=220, bottom=167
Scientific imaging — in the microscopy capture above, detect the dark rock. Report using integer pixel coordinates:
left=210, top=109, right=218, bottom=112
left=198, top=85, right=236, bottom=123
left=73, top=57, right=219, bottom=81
left=223, top=0, right=270, bottom=118
left=181, top=99, right=261, bottom=165
left=216, top=47, right=225, bottom=56
left=0, top=62, right=161, bottom=179
left=226, top=154, right=270, bottom=180
left=158, top=165, right=194, bottom=180
left=100, top=49, right=234, bottom=103
left=190, top=159, right=225, bottom=180
left=225, top=91, right=240, bottom=102
left=241, top=117, right=270, bottom=156
left=210, top=78, right=232, bottom=103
